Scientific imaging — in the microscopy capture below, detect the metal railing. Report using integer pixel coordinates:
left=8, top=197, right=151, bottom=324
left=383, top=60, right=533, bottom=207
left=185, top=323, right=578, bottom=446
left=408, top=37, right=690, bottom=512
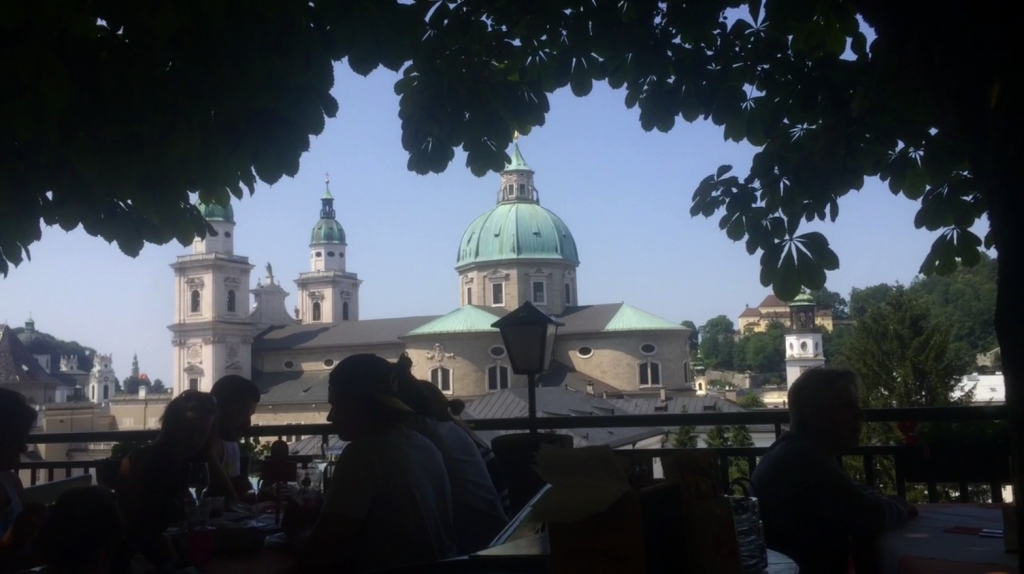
left=18, top=406, right=1009, bottom=502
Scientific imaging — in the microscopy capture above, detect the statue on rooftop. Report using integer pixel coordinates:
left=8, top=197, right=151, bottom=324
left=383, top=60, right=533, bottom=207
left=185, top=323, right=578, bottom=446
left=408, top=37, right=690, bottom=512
left=266, top=262, right=274, bottom=284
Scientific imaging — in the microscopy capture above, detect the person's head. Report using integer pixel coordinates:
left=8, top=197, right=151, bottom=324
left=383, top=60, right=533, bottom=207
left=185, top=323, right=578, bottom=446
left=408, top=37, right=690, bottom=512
left=327, top=354, right=413, bottom=441
left=0, top=388, right=37, bottom=471
left=37, top=486, right=123, bottom=573
left=159, top=391, right=218, bottom=457
left=392, top=354, right=439, bottom=419
left=788, top=367, right=864, bottom=454
left=210, top=375, right=261, bottom=441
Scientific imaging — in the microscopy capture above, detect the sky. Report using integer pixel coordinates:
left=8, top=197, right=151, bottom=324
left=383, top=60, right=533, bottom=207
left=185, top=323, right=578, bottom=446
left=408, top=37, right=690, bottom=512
left=0, top=62, right=974, bottom=383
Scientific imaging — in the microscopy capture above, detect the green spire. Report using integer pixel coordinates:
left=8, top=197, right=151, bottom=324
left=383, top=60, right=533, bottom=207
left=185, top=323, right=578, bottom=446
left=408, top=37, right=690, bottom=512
left=323, top=172, right=333, bottom=200
left=504, top=143, right=532, bottom=172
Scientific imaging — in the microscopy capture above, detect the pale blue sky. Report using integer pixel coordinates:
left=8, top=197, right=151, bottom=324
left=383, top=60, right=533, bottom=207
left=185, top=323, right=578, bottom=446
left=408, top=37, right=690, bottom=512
left=0, top=63, right=969, bottom=383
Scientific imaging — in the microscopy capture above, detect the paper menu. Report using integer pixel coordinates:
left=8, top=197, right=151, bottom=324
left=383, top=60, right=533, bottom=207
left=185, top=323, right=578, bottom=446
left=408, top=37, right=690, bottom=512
left=529, top=445, right=633, bottom=524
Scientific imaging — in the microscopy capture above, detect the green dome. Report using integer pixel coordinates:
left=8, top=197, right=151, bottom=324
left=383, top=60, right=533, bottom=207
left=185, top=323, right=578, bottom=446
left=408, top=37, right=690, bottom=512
left=457, top=203, right=579, bottom=268
left=311, top=218, right=346, bottom=245
left=197, top=200, right=234, bottom=223
left=790, top=293, right=815, bottom=306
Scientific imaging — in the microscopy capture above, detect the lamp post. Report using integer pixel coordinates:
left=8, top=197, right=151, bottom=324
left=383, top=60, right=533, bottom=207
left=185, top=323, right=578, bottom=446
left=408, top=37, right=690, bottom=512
left=491, top=301, right=564, bottom=434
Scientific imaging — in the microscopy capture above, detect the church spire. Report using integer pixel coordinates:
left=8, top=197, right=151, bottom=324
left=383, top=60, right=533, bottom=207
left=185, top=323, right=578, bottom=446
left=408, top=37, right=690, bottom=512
left=320, top=173, right=336, bottom=219
left=498, top=136, right=539, bottom=204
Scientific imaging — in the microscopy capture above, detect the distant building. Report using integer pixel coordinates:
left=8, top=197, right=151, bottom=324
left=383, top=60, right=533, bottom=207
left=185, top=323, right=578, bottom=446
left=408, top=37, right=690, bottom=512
left=956, top=372, right=1005, bottom=405
left=0, top=323, right=69, bottom=404
left=738, top=294, right=834, bottom=334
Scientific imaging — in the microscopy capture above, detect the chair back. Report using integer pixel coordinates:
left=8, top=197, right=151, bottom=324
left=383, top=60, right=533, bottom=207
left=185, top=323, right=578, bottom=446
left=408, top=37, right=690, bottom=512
left=23, top=473, right=94, bottom=505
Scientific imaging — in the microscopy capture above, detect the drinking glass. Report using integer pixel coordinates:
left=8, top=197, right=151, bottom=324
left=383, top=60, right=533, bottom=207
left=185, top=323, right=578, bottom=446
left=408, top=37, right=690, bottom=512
left=729, top=495, right=769, bottom=573
left=188, top=462, right=211, bottom=502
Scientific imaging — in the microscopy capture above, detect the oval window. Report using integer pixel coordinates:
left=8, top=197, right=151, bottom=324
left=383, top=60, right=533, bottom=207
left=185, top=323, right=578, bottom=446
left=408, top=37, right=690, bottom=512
left=283, top=360, right=295, bottom=370
left=489, top=346, right=506, bottom=358
left=323, top=359, right=335, bottom=368
left=315, top=251, right=323, bottom=258
left=640, top=343, right=657, bottom=356
left=224, top=231, right=232, bottom=238
left=800, top=341, right=808, bottom=352
left=327, top=251, right=335, bottom=257
left=577, top=346, right=594, bottom=358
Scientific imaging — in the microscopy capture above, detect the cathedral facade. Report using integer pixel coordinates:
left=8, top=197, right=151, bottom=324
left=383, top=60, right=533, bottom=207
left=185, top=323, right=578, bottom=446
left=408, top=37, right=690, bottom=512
left=169, top=143, right=693, bottom=422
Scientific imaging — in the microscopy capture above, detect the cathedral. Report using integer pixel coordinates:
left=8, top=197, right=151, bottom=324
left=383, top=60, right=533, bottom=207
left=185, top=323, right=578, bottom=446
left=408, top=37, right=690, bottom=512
left=169, top=142, right=693, bottom=423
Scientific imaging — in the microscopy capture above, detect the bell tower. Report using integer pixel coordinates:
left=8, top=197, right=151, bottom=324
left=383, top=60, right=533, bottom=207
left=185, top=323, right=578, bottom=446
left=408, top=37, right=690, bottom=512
left=295, top=175, right=362, bottom=324
left=784, top=293, right=825, bottom=388
left=169, top=199, right=255, bottom=396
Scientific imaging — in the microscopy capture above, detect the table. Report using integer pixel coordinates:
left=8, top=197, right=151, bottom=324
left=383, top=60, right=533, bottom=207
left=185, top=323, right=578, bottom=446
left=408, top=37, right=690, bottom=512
left=877, top=504, right=1018, bottom=574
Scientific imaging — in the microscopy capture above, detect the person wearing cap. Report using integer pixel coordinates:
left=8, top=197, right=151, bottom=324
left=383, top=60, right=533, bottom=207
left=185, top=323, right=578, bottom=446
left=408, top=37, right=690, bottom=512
left=286, top=354, right=457, bottom=573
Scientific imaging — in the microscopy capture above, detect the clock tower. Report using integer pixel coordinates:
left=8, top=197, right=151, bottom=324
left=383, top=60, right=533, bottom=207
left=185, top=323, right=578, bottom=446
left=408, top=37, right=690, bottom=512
left=88, top=353, right=116, bottom=404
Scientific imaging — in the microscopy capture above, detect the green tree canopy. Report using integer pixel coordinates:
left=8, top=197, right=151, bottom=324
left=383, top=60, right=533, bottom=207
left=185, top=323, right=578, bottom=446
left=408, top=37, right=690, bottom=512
left=849, top=284, right=895, bottom=320
left=908, top=253, right=997, bottom=355
left=698, top=315, right=736, bottom=370
left=680, top=320, right=699, bottom=353
left=733, top=321, right=786, bottom=374
left=840, top=286, right=973, bottom=408
left=811, top=288, right=849, bottom=320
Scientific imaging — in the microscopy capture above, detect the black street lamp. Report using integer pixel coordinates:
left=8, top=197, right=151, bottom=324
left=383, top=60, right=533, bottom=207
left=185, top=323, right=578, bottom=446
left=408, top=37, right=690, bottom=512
left=491, top=301, right=564, bottom=434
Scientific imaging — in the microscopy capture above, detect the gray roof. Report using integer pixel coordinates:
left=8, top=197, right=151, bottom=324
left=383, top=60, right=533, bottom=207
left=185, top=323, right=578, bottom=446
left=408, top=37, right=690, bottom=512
left=464, top=387, right=665, bottom=448
left=608, top=396, right=775, bottom=433
left=536, top=360, right=620, bottom=397
left=252, top=315, right=440, bottom=352
left=287, top=434, right=346, bottom=457
left=253, top=369, right=329, bottom=404
left=554, top=304, right=624, bottom=334
left=0, top=325, right=62, bottom=388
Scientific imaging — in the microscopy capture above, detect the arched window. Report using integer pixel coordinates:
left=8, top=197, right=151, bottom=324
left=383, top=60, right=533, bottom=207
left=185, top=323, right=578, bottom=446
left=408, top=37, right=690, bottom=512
left=227, top=290, right=236, bottom=313
left=430, top=366, right=453, bottom=394
left=342, top=301, right=350, bottom=321
left=638, top=361, right=662, bottom=387
left=312, top=302, right=322, bottom=322
left=91, top=386, right=96, bottom=401
left=487, top=365, right=510, bottom=391
left=102, top=385, right=109, bottom=400
left=190, top=290, right=201, bottom=314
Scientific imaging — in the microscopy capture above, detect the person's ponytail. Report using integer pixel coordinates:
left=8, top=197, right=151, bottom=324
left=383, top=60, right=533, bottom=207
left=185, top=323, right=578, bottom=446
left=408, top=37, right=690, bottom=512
left=448, top=398, right=467, bottom=417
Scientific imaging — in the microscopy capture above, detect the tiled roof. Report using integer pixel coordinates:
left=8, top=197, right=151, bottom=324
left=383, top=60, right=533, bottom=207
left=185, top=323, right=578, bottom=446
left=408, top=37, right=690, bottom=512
left=404, top=306, right=504, bottom=337
left=253, top=369, right=329, bottom=404
left=554, top=304, right=624, bottom=334
left=536, top=361, right=621, bottom=397
left=465, top=387, right=664, bottom=448
left=602, top=305, right=686, bottom=332
left=0, top=325, right=62, bottom=387
left=758, top=294, right=787, bottom=308
left=252, top=315, right=439, bottom=352
left=739, top=307, right=761, bottom=318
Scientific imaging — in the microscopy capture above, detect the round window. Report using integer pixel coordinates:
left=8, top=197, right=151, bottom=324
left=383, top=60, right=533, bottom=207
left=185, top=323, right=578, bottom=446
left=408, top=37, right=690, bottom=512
left=489, top=346, right=506, bottom=358
left=640, top=343, right=657, bottom=356
left=800, top=341, right=808, bottom=352
left=224, top=231, right=232, bottom=238
left=577, top=346, right=594, bottom=358
left=327, top=251, right=335, bottom=257
left=283, top=360, right=295, bottom=370
left=323, top=359, right=335, bottom=368
left=315, top=251, right=323, bottom=258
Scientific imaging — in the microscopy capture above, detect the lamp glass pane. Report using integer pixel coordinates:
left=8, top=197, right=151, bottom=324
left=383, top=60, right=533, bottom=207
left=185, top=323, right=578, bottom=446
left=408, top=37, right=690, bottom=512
left=500, top=323, right=546, bottom=374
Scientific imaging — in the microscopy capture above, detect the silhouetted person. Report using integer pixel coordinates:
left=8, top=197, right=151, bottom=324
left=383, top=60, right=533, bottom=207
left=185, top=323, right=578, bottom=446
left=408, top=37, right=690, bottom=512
left=286, top=354, right=457, bottom=573
left=36, top=486, right=124, bottom=574
left=752, top=368, right=916, bottom=572
left=0, top=389, right=46, bottom=571
left=210, top=375, right=261, bottom=502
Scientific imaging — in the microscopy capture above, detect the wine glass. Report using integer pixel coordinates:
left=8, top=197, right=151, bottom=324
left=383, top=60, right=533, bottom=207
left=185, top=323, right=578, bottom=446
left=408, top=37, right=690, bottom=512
left=188, top=462, right=210, bottom=502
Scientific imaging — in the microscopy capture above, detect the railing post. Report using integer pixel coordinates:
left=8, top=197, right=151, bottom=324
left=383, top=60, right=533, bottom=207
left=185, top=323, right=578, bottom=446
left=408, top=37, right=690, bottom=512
left=863, top=454, right=876, bottom=490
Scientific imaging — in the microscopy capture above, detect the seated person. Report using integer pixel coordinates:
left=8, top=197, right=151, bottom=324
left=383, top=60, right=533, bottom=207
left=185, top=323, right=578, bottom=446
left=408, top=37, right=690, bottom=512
left=35, top=486, right=124, bottom=574
left=209, top=375, right=261, bottom=503
left=751, top=367, right=917, bottom=573
left=286, top=354, right=457, bottom=573
left=0, top=389, right=47, bottom=571
left=113, top=391, right=230, bottom=573
left=436, top=396, right=510, bottom=517
left=393, top=355, right=508, bottom=554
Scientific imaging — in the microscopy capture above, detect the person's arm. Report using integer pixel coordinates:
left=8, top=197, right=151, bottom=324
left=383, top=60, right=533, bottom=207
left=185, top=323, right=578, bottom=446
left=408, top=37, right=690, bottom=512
left=0, top=475, right=46, bottom=569
left=202, top=438, right=240, bottom=503
left=804, top=454, right=909, bottom=534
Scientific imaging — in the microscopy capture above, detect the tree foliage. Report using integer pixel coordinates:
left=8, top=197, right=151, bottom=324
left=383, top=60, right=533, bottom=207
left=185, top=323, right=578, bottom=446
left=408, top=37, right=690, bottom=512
left=849, top=284, right=896, bottom=320
left=736, top=394, right=766, bottom=409
left=680, top=320, right=700, bottom=353
left=732, top=321, right=786, bottom=374
left=11, top=326, right=96, bottom=373
left=908, top=253, right=997, bottom=355
left=839, top=286, right=973, bottom=409
left=811, top=288, right=849, bottom=320
left=698, top=315, right=736, bottom=370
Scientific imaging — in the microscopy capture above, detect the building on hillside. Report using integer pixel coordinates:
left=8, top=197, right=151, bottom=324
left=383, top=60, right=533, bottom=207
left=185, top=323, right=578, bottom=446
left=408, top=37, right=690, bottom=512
left=956, top=372, right=1005, bottom=405
left=0, top=323, right=68, bottom=404
left=5, top=318, right=87, bottom=402
left=168, top=141, right=695, bottom=426
left=738, top=294, right=834, bottom=334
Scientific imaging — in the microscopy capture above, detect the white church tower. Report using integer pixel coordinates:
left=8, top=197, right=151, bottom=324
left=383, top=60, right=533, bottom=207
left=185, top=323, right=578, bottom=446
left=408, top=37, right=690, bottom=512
left=88, top=353, right=116, bottom=403
left=169, top=200, right=255, bottom=396
left=295, top=175, right=362, bottom=324
left=785, top=293, right=825, bottom=388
